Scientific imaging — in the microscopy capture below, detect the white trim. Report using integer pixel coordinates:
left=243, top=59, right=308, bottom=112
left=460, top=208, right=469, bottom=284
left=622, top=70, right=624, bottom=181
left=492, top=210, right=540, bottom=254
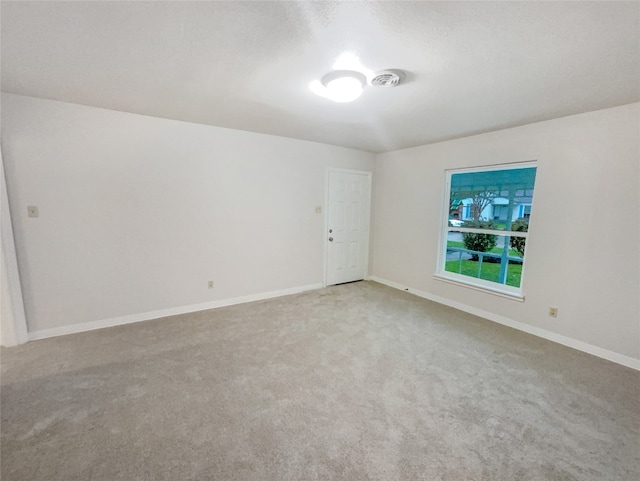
left=448, top=160, right=538, bottom=175
left=323, top=169, right=330, bottom=287
left=369, top=276, right=640, bottom=372
left=433, top=274, right=525, bottom=301
left=445, top=227, right=528, bottom=238
left=326, top=167, right=374, bottom=176
left=324, top=168, right=372, bottom=287
left=28, top=283, right=323, bottom=341
left=0, top=145, right=29, bottom=346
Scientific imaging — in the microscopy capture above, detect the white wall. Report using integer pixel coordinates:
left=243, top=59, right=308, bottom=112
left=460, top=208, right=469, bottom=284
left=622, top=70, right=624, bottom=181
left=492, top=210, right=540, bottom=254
left=3, top=92, right=638, bottom=368
left=1, top=146, right=28, bottom=346
left=1, top=241, right=17, bottom=346
left=371, top=103, right=640, bottom=365
left=1, top=93, right=375, bottom=334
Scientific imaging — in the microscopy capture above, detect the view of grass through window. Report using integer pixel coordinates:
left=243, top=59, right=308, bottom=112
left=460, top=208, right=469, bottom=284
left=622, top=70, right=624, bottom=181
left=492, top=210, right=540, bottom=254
left=445, top=239, right=523, bottom=287
left=440, top=164, right=537, bottom=293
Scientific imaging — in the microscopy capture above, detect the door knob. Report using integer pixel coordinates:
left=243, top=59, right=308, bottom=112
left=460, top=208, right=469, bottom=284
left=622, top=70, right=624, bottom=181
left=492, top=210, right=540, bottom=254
left=328, top=237, right=334, bottom=242
left=329, top=229, right=333, bottom=233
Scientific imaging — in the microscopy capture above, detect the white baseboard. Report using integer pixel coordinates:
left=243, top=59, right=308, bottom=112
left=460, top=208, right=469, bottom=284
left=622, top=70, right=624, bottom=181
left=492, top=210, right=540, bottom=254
left=368, top=276, right=640, bottom=372
left=28, top=283, right=323, bottom=341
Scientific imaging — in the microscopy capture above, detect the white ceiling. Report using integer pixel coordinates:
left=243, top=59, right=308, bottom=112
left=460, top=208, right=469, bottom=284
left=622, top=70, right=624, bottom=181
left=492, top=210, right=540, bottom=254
left=2, top=1, right=639, bottom=153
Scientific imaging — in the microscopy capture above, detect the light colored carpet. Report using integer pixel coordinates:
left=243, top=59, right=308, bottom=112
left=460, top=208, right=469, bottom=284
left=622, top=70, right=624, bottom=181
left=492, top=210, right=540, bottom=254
left=1, top=281, right=638, bottom=481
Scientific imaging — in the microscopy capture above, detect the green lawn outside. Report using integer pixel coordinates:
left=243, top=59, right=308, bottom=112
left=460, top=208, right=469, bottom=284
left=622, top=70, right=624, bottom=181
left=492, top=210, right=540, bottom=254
left=445, top=259, right=522, bottom=287
left=445, top=261, right=522, bottom=287
left=445, top=239, right=524, bottom=287
left=446, top=240, right=521, bottom=258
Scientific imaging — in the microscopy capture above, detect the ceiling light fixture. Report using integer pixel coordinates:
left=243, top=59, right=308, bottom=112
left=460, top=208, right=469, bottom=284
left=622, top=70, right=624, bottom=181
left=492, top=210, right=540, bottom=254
left=310, top=70, right=366, bottom=103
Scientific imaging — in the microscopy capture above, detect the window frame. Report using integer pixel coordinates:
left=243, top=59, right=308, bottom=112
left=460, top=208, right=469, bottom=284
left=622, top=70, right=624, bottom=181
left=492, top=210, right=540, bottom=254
left=435, top=161, right=537, bottom=300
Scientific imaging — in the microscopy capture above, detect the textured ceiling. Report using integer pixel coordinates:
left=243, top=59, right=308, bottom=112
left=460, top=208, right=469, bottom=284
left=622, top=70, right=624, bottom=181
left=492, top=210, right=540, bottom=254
left=2, top=1, right=639, bottom=153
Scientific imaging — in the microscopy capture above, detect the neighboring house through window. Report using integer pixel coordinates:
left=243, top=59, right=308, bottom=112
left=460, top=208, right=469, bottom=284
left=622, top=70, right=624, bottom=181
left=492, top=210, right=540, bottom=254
left=437, top=162, right=537, bottom=299
left=519, top=204, right=532, bottom=219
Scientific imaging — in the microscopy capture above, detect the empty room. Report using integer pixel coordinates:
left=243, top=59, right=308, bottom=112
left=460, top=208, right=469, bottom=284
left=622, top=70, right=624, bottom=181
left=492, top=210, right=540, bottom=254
left=1, top=1, right=639, bottom=480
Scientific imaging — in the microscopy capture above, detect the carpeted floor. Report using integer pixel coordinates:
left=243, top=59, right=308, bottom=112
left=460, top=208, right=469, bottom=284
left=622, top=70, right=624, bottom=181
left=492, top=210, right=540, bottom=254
left=1, top=281, right=638, bottom=481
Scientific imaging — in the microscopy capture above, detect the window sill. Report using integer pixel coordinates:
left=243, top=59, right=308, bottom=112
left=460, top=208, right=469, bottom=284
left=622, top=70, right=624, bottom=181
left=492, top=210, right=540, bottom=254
left=433, top=273, right=525, bottom=302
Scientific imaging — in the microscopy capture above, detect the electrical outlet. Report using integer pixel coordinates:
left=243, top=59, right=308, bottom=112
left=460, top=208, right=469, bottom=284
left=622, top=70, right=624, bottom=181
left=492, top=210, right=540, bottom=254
left=548, top=307, right=558, bottom=318
left=208, top=281, right=214, bottom=289
left=27, top=206, right=39, bottom=218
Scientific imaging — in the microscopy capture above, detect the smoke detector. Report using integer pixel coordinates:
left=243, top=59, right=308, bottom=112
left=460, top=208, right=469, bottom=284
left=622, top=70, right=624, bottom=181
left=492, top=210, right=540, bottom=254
left=369, top=70, right=405, bottom=87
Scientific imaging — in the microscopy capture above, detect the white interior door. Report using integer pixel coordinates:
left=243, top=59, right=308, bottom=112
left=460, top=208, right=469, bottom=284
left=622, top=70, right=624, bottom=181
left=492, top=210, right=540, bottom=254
left=326, top=170, right=371, bottom=286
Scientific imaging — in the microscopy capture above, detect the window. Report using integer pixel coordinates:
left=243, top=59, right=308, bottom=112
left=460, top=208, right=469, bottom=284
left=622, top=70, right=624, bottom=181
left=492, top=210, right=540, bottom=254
left=519, top=204, right=532, bottom=219
left=436, top=162, right=537, bottom=299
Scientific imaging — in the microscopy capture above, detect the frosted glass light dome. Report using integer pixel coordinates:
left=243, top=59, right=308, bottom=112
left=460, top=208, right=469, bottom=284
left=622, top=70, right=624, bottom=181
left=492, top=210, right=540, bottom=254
left=324, top=76, right=363, bottom=102
left=310, top=70, right=366, bottom=103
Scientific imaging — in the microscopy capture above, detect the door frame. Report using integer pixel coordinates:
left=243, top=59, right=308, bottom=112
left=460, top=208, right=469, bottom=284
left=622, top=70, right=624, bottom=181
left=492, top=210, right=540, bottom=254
left=323, top=168, right=373, bottom=287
